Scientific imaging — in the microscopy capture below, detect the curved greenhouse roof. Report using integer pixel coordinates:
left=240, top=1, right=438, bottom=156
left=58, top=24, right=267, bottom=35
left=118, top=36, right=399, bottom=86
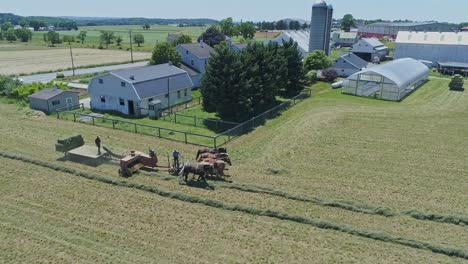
left=348, top=58, right=429, bottom=88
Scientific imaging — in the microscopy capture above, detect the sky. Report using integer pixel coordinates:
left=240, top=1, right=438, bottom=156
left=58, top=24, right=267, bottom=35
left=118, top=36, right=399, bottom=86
left=2, top=0, right=467, bottom=23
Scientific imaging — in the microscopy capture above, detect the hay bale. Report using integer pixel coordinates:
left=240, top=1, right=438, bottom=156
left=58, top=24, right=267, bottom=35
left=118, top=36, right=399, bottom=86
left=56, top=135, right=84, bottom=152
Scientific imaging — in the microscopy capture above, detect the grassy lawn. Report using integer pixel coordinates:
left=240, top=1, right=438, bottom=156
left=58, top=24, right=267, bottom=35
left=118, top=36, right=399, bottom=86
left=0, top=79, right=467, bottom=263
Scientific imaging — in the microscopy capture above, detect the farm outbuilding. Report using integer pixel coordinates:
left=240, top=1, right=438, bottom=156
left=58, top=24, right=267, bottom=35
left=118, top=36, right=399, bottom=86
left=268, top=30, right=311, bottom=58
left=28, top=87, right=80, bottom=114
left=342, top=58, right=429, bottom=101
left=394, top=31, right=468, bottom=68
left=358, top=22, right=455, bottom=39
left=332, top=52, right=368, bottom=77
left=88, top=63, right=193, bottom=117
left=351, top=38, right=389, bottom=62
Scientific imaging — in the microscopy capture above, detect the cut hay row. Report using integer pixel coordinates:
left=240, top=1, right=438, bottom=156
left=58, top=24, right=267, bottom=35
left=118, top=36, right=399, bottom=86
left=141, top=171, right=467, bottom=227
left=1, top=150, right=467, bottom=260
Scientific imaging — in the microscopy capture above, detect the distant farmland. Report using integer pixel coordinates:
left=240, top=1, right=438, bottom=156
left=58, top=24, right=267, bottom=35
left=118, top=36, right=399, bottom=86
left=0, top=48, right=150, bottom=75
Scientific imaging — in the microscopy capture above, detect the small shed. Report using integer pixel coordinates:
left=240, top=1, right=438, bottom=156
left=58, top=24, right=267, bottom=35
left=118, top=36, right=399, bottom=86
left=28, top=87, right=80, bottom=114
left=332, top=52, right=368, bottom=77
left=352, top=38, right=389, bottom=62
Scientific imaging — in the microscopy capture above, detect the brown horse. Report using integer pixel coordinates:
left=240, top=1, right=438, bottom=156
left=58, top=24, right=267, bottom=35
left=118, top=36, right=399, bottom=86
left=197, top=153, right=232, bottom=166
left=195, top=147, right=228, bottom=160
left=180, top=164, right=210, bottom=182
left=200, top=159, right=228, bottom=178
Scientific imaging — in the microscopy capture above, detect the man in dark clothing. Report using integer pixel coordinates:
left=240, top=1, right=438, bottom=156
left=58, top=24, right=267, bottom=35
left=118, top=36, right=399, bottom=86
left=172, top=149, right=180, bottom=169
left=95, top=136, right=102, bottom=155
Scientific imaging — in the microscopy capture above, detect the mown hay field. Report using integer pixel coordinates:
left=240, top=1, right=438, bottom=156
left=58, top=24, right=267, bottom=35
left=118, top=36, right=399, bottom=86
left=0, top=79, right=467, bottom=263
left=0, top=47, right=150, bottom=75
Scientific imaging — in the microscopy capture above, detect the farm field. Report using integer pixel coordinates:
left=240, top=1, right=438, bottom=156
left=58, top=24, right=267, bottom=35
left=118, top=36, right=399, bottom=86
left=0, top=47, right=150, bottom=75
left=0, top=79, right=467, bottom=262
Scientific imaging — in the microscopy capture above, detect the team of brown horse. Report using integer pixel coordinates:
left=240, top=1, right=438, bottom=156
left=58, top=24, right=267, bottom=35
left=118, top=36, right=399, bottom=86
left=180, top=147, right=232, bottom=182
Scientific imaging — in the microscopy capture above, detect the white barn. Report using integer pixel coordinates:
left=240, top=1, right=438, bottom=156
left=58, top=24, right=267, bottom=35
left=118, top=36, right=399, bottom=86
left=342, top=58, right=429, bottom=101
left=88, top=64, right=193, bottom=117
left=351, top=38, right=390, bottom=62
left=394, top=31, right=468, bottom=68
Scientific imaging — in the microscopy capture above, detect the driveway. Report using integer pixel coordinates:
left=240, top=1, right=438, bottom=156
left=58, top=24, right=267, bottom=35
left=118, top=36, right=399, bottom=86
left=19, top=61, right=149, bottom=84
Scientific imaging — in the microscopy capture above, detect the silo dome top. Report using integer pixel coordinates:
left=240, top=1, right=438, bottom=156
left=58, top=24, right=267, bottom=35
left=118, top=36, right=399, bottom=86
left=313, top=0, right=329, bottom=8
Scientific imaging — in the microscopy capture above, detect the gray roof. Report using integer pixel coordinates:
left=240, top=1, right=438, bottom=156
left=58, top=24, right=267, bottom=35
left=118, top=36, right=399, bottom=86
left=362, top=38, right=385, bottom=48
left=179, top=64, right=200, bottom=76
left=348, top=58, right=429, bottom=87
left=177, top=43, right=216, bottom=58
left=365, top=22, right=436, bottom=27
left=111, top=64, right=187, bottom=83
left=339, top=53, right=368, bottom=69
left=437, top=61, right=468, bottom=69
left=28, top=87, right=78, bottom=100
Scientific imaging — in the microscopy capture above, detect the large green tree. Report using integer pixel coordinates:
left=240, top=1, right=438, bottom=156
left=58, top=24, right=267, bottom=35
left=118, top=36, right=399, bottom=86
left=198, top=26, right=226, bottom=47
left=237, top=22, right=256, bottom=39
left=133, top=33, right=144, bottom=47
left=201, top=42, right=250, bottom=121
left=304, top=50, right=331, bottom=71
left=100, top=31, right=114, bottom=48
left=43, top=31, right=60, bottom=46
left=0, top=75, right=22, bottom=96
left=1, top=22, right=13, bottom=32
left=281, top=39, right=306, bottom=97
left=14, top=28, right=32, bottom=42
left=5, top=28, right=17, bottom=42
left=172, top=34, right=192, bottom=46
left=341, top=14, right=357, bottom=32
left=218, top=17, right=236, bottom=37
left=77, top=31, right=87, bottom=44
left=150, top=42, right=181, bottom=66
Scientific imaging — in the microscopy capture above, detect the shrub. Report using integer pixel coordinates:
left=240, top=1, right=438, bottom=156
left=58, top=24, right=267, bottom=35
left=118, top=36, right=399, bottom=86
left=56, top=73, right=65, bottom=79
left=321, top=68, right=338, bottom=82
left=0, top=75, right=22, bottom=96
left=11, top=81, right=68, bottom=102
left=306, top=70, right=318, bottom=84
left=449, top=75, right=464, bottom=91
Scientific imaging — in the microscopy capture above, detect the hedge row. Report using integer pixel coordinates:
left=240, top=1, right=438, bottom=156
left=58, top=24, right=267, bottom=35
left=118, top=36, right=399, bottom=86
left=1, top=150, right=467, bottom=260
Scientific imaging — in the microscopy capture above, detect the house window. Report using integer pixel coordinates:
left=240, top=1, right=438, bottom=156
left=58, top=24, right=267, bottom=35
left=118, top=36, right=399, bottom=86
left=100, top=96, right=106, bottom=103
left=121, top=82, right=126, bottom=87
left=98, top=79, right=103, bottom=84
left=148, top=98, right=153, bottom=102
left=186, top=50, right=189, bottom=55
left=119, top=98, right=125, bottom=106
left=184, top=89, right=188, bottom=96
left=191, top=60, right=194, bottom=66
left=177, top=90, right=181, bottom=99
left=165, top=94, right=169, bottom=98
left=52, top=100, right=60, bottom=106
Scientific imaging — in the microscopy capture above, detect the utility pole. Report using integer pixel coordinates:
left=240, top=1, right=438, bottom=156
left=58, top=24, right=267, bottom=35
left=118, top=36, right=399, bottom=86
left=129, top=30, right=134, bottom=63
left=69, top=42, right=75, bottom=76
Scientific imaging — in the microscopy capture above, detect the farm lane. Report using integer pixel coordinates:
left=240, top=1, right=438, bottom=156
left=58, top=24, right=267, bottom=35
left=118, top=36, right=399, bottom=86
left=19, top=61, right=149, bottom=83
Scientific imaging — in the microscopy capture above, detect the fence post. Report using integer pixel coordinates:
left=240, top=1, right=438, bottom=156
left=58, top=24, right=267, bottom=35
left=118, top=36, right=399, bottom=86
left=213, top=137, right=217, bottom=148
left=194, top=116, right=197, bottom=127
left=184, top=133, right=187, bottom=144
left=134, top=124, right=137, bottom=133
left=92, top=117, right=95, bottom=126
left=174, top=114, right=177, bottom=123
left=81, top=103, right=84, bottom=111
left=56, top=112, right=59, bottom=119
left=73, top=113, right=76, bottom=122
left=112, top=120, right=115, bottom=129
left=158, top=128, right=161, bottom=138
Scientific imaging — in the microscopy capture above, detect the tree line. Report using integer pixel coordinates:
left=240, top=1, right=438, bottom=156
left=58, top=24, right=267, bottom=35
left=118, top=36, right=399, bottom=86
left=201, top=40, right=306, bottom=122
left=256, top=20, right=309, bottom=31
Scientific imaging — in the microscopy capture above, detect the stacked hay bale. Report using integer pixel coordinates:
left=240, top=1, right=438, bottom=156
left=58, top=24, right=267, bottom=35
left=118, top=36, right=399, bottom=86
left=449, top=75, right=465, bottom=91
left=55, top=135, right=85, bottom=152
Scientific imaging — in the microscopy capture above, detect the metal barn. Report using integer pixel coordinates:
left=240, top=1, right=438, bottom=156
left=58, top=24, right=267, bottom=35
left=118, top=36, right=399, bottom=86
left=342, top=58, right=429, bottom=101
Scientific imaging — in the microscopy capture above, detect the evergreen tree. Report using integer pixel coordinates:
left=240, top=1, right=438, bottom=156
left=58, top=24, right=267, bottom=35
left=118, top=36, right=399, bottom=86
left=198, top=26, right=226, bottom=47
left=281, top=39, right=306, bottom=97
left=201, top=42, right=250, bottom=121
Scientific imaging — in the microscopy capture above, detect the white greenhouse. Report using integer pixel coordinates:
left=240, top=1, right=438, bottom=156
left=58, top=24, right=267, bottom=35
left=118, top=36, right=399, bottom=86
left=342, top=58, right=429, bottom=101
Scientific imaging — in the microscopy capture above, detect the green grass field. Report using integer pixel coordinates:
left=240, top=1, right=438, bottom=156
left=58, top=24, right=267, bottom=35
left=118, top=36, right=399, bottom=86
left=0, top=79, right=467, bottom=263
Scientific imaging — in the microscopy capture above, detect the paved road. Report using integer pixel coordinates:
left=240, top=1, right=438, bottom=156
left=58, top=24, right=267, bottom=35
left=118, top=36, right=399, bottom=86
left=19, top=61, right=149, bottom=84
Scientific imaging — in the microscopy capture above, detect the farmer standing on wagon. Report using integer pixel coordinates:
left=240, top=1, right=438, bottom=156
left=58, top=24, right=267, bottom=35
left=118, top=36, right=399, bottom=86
left=95, top=136, right=102, bottom=155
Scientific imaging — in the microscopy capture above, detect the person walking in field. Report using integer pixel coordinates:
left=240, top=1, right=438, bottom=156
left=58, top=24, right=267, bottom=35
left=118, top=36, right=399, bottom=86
left=95, top=136, right=102, bottom=155
left=172, top=149, right=180, bottom=169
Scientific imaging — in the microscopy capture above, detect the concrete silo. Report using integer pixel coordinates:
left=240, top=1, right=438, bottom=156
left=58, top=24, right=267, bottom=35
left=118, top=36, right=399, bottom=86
left=309, top=0, right=333, bottom=55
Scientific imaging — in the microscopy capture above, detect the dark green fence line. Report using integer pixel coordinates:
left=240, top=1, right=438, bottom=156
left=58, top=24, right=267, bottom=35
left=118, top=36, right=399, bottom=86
left=214, top=89, right=312, bottom=146
left=55, top=89, right=311, bottom=147
left=56, top=111, right=217, bottom=147
left=163, top=112, right=240, bottom=132
left=161, top=96, right=202, bottom=116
